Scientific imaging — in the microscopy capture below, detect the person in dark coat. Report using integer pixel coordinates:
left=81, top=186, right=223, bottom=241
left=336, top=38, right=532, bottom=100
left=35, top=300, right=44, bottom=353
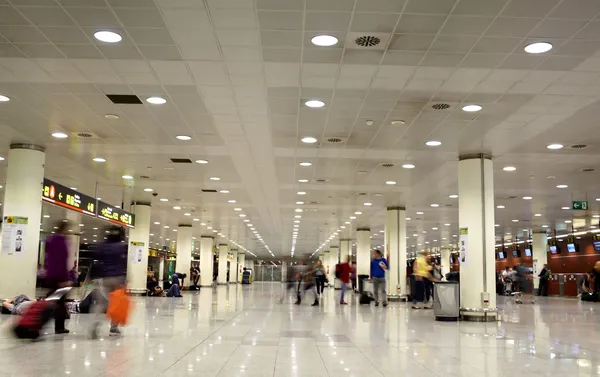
left=89, top=226, right=127, bottom=339
left=44, top=221, right=71, bottom=334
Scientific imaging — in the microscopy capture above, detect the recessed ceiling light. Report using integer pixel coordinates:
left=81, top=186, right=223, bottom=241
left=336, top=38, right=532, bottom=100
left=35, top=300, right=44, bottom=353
left=298, top=179, right=309, bottom=183
left=210, top=177, right=220, bottom=181
left=542, top=225, right=549, bottom=228
left=122, top=175, right=133, bottom=180
left=51, top=132, right=68, bottom=139
left=355, top=211, right=362, bottom=215
left=104, top=114, right=119, bottom=120
left=407, top=218, right=412, bottom=221
left=524, top=42, right=552, bottom=54
left=195, top=159, right=208, bottom=164
left=462, top=104, right=482, bottom=112
left=534, top=213, right=542, bottom=217
left=160, top=198, right=168, bottom=202
left=299, top=162, right=312, bottom=167
left=364, top=202, right=373, bottom=206
left=547, top=144, right=563, bottom=150
left=176, top=135, right=191, bottom=141
left=523, top=196, right=532, bottom=200
left=349, top=216, right=356, bottom=219
left=228, top=200, right=237, bottom=203
left=93, top=157, right=106, bottom=162
left=561, top=206, right=570, bottom=210
left=295, top=209, right=303, bottom=213
left=173, top=206, right=181, bottom=210
left=425, top=140, right=441, bottom=147
left=497, top=205, right=505, bottom=209
left=512, top=219, right=519, bottom=222
left=416, top=211, right=424, bottom=215
left=296, top=201, right=304, bottom=205
left=565, top=220, right=572, bottom=223
left=385, top=181, right=396, bottom=185
left=297, top=191, right=306, bottom=195
left=556, top=184, right=568, bottom=188
left=94, top=30, right=122, bottom=43
left=311, top=35, right=338, bottom=47
left=430, top=204, right=440, bottom=207
left=143, top=188, right=153, bottom=192
left=305, top=100, right=325, bottom=108
left=146, top=96, right=166, bottom=105
left=391, top=120, right=405, bottom=125
left=402, top=164, right=415, bottom=169
left=234, top=208, right=242, bottom=211
left=503, top=166, right=516, bottom=172
left=0, top=95, right=10, bottom=102
left=219, top=190, right=230, bottom=194
left=448, top=194, right=458, bottom=198
left=301, top=136, right=318, bottom=144
left=239, top=214, right=246, bottom=218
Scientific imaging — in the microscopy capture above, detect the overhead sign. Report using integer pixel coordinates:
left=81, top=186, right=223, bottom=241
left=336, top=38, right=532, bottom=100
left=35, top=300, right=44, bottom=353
left=96, top=200, right=135, bottom=228
left=42, top=178, right=96, bottom=217
left=572, top=201, right=588, bottom=210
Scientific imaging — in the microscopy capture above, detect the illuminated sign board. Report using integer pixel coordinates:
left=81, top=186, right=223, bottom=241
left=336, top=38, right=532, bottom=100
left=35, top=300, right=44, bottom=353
left=42, top=179, right=96, bottom=217
left=96, top=200, right=135, bottom=228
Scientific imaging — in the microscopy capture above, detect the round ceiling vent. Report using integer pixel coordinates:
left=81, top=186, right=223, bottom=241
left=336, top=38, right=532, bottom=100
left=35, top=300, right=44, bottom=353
left=507, top=196, right=518, bottom=199
left=77, top=132, right=94, bottom=138
left=358, top=192, right=367, bottom=196
left=381, top=163, right=394, bottom=168
left=327, top=137, right=343, bottom=143
left=140, top=175, right=151, bottom=179
left=355, top=35, right=381, bottom=47
left=571, top=144, right=588, bottom=149
left=582, top=168, right=595, bottom=172
left=315, top=179, right=328, bottom=183
left=432, top=103, right=451, bottom=110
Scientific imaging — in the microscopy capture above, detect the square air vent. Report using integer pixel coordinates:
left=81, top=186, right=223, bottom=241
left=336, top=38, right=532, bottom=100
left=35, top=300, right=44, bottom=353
left=201, top=189, right=217, bottom=193
left=106, top=94, right=143, bottom=104
left=170, top=158, right=193, bottom=164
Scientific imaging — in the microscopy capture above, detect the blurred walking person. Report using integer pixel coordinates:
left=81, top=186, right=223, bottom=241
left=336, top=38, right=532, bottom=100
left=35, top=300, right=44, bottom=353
left=338, top=256, right=351, bottom=305
left=90, top=226, right=127, bottom=339
left=370, top=250, right=389, bottom=307
left=314, top=259, right=326, bottom=297
left=412, top=251, right=436, bottom=309
left=44, top=220, right=71, bottom=334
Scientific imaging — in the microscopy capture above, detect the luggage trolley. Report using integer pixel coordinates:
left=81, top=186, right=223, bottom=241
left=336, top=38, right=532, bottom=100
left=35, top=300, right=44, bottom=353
left=512, top=277, right=535, bottom=304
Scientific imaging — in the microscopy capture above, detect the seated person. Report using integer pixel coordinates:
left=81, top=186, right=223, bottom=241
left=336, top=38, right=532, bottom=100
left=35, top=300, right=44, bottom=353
left=166, top=273, right=184, bottom=297
left=147, top=273, right=164, bottom=297
left=2, top=294, right=34, bottom=315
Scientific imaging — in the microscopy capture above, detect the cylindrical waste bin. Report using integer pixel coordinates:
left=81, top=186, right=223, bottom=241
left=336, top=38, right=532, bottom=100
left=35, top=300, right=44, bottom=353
left=433, top=281, right=459, bottom=321
left=357, top=274, right=369, bottom=293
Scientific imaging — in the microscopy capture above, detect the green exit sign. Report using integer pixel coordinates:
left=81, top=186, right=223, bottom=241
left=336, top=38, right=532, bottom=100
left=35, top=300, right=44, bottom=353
left=572, top=201, right=589, bottom=210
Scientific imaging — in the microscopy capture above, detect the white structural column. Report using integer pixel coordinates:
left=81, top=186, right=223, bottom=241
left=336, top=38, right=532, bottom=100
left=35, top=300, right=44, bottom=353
left=328, top=246, right=339, bottom=284
left=385, top=207, right=407, bottom=298
left=127, top=203, right=151, bottom=292
left=217, top=244, right=228, bottom=284
left=158, top=255, right=165, bottom=288
left=0, top=144, right=45, bottom=299
left=532, top=231, right=548, bottom=290
left=230, top=249, right=238, bottom=283
left=176, top=225, right=193, bottom=287
left=441, top=248, right=451, bottom=279
left=458, top=154, right=496, bottom=321
left=340, top=239, right=352, bottom=261
left=237, top=252, right=246, bottom=283
left=65, top=211, right=80, bottom=272
left=199, top=236, right=214, bottom=287
left=356, top=229, right=371, bottom=277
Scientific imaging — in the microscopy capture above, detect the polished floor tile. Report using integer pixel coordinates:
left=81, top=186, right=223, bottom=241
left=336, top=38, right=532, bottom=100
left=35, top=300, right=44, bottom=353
left=0, top=283, right=599, bottom=376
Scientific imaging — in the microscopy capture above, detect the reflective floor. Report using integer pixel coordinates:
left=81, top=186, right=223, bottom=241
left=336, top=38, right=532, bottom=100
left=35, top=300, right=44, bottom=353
left=0, top=282, right=598, bottom=376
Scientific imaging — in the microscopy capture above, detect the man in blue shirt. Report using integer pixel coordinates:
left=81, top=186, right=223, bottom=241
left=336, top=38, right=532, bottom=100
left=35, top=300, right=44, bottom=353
left=370, top=250, right=389, bottom=307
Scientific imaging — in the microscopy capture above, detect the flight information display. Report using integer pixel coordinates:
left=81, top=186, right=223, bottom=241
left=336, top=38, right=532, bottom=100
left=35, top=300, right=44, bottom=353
left=42, top=179, right=96, bottom=217
left=96, top=200, right=135, bottom=228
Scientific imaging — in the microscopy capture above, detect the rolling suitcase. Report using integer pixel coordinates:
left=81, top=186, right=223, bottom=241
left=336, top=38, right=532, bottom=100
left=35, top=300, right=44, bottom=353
left=359, top=280, right=374, bottom=305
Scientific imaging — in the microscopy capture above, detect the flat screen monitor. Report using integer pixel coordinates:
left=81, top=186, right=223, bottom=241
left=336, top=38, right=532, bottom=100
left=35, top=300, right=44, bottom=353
left=567, top=243, right=577, bottom=253
left=549, top=245, right=559, bottom=254
left=512, top=250, right=521, bottom=258
left=594, top=241, right=600, bottom=252
left=524, top=248, right=532, bottom=257
left=498, top=252, right=505, bottom=259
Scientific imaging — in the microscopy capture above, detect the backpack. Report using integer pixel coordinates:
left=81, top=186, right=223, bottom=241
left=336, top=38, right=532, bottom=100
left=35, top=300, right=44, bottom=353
left=13, top=301, right=56, bottom=339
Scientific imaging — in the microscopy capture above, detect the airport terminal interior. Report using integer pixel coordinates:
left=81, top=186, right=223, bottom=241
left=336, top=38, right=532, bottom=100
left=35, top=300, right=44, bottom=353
left=1, top=0, right=600, bottom=375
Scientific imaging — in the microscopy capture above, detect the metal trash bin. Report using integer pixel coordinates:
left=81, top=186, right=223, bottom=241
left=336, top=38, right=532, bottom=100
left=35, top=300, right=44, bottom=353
left=433, top=281, right=459, bottom=321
